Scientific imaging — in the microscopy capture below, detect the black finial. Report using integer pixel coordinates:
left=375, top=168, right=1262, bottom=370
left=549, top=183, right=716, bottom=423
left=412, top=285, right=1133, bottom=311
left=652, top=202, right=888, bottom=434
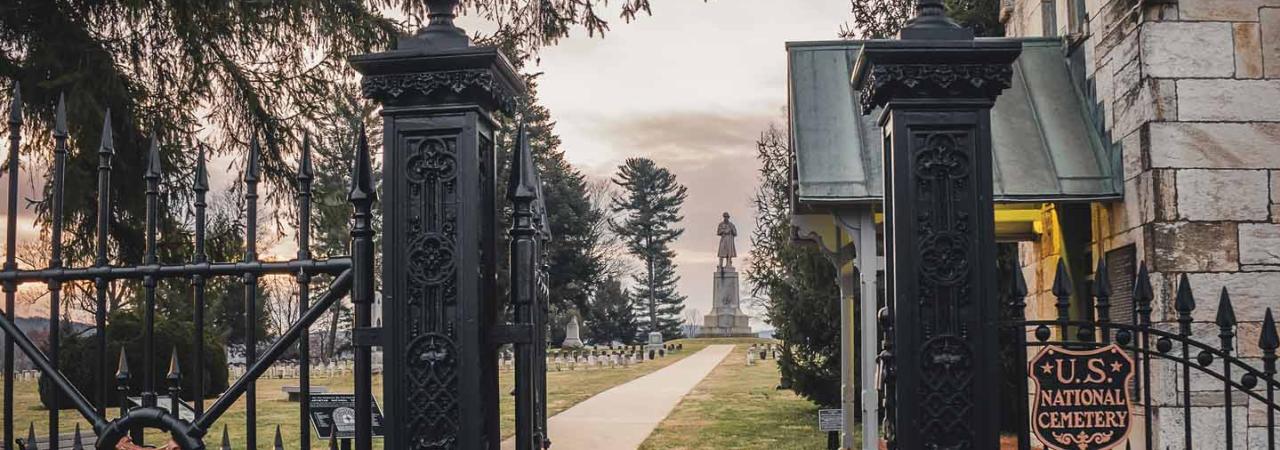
left=99, top=110, right=114, bottom=156
left=1133, top=263, right=1153, bottom=305
left=1092, top=259, right=1111, bottom=298
left=54, top=93, right=67, bottom=137
left=1175, top=274, right=1196, bottom=315
left=348, top=125, right=376, bottom=204
left=1215, top=287, right=1236, bottom=328
left=221, top=425, right=232, bottom=450
left=899, top=0, right=970, bottom=39
left=194, top=143, right=209, bottom=192
left=508, top=125, right=538, bottom=202
left=273, top=425, right=284, bottom=450
left=72, top=423, right=84, bottom=450
left=245, top=133, right=261, bottom=183
left=146, top=135, right=163, bottom=180
left=298, top=131, right=314, bottom=183
left=406, top=0, right=469, bottom=49
left=7, top=81, right=20, bottom=125
left=115, top=347, right=130, bottom=381
left=26, top=422, right=37, bottom=450
left=1261, top=308, right=1279, bottom=352
left=167, top=347, right=181, bottom=382
left=1051, top=259, right=1071, bottom=298
left=1011, top=254, right=1027, bottom=299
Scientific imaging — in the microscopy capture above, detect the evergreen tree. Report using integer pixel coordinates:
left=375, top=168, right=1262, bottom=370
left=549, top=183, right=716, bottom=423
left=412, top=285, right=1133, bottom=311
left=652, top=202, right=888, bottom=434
left=746, top=124, right=840, bottom=407
left=587, top=277, right=638, bottom=344
left=609, top=157, right=687, bottom=339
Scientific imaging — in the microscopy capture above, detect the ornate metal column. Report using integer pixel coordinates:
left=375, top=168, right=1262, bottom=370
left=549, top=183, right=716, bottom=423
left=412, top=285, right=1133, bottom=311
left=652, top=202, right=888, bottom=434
left=351, top=0, right=525, bottom=447
left=851, top=2, right=1020, bottom=448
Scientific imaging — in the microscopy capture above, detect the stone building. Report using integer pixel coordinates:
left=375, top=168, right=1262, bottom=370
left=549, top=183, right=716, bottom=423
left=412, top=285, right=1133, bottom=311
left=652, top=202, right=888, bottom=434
left=787, top=0, right=1280, bottom=448
left=1005, top=0, right=1280, bottom=448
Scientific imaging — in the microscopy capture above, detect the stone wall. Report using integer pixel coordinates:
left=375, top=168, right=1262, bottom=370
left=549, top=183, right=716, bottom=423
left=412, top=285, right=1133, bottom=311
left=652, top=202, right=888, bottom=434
left=1003, top=0, right=1280, bottom=448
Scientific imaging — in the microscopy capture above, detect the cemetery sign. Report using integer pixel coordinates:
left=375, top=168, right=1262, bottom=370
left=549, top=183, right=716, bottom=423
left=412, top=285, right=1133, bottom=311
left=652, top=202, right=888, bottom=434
left=1029, top=344, right=1135, bottom=450
left=309, top=393, right=386, bottom=439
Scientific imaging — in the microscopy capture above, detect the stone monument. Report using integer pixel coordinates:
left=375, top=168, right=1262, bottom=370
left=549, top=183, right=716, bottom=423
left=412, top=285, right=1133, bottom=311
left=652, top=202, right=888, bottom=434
left=562, top=315, right=584, bottom=348
left=700, top=213, right=753, bottom=337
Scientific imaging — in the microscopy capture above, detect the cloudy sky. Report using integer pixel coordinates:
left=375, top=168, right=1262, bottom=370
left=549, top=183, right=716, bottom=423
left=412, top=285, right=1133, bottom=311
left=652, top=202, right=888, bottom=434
left=2, top=1, right=854, bottom=328
left=464, top=0, right=853, bottom=327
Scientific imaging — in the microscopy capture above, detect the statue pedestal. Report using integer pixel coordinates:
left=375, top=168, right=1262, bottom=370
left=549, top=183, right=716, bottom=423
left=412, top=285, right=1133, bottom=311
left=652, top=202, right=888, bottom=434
left=699, top=267, right=753, bottom=337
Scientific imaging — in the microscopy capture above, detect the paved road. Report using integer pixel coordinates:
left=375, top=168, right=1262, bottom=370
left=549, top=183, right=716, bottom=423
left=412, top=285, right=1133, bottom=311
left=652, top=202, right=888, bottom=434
left=502, top=344, right=735, bottom=450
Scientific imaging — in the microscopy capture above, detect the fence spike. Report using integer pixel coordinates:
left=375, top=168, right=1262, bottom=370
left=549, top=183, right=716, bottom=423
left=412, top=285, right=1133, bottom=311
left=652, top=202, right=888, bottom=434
left=145, top=135, right=163, bottom=179
left=273, top=425, right=284, bottom=450
left=54, top=93, right=66, bottom=136
left=98, top=109, right=113, bottom=155
left=25, top=422, right=36, bottom=450
left=115, top=347, right=130, bottom=381
left=1051, top=258, right=1071, bottom=297
left=1175, top=274, right=1196, bottom=314
left=508, top=124, right=538, bottom=201
left=72, top=423, right=83, bottom=450
left=348, top=124, right=376, bottom=204
left=245, top=133, right=261, bottom=183
left=221, top=424, right=231, bottom=450
left=298, top=131, right=314, bottom=182
left=7, top=81, right=20, bottom=125
left=194, top=143, right=209, bottom=192
left=328, top=427, right=339, bottom=450
left=1092, top=258, right=1111, bottom=298
left=1011, top=254, right=1027, bottom=299
left=167, top=347, right=181, bottom=382
left=1262, top=308, right=1279, bottom=352
left=1216, top=287, right=1237, bottom=328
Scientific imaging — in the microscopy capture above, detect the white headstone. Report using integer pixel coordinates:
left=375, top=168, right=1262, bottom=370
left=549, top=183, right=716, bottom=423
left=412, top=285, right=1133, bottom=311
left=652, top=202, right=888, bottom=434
left=562, top=316, right=584, bottom=348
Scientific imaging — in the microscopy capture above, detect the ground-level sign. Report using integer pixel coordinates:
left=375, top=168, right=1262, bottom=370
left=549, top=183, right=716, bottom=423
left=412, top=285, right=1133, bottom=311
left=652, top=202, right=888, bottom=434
left=1029, top=344, right=1135, bottom=450
left=308, top=393, right=386, bottom=439
left=818, top=408, right=843, bottom=432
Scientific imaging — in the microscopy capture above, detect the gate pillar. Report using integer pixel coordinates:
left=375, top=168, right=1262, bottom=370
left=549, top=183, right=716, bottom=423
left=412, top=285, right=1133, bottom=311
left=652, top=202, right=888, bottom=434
left=351, top=1, right=525, bottom=447
left=851, top=2, right=1019, bottom=448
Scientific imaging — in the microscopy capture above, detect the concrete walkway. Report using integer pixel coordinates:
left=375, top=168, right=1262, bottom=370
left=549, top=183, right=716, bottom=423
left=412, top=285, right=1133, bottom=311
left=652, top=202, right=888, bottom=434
left=502, top=344, right=735, bottom=450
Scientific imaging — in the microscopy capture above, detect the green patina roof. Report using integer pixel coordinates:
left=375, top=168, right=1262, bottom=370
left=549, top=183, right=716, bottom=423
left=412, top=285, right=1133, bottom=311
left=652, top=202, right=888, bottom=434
left=787, top=38, right=1120, bottom=206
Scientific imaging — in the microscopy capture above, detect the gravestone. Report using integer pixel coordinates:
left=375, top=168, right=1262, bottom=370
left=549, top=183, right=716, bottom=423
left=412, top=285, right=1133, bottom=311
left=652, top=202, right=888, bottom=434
left=562, top=316, right=584, bottom=348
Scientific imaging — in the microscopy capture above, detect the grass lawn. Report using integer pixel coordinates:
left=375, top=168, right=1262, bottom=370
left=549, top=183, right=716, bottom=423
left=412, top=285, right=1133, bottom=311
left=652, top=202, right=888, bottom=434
left=640, top=341, right=832, bottom=450
left=0, top=338, right=712, bottom=448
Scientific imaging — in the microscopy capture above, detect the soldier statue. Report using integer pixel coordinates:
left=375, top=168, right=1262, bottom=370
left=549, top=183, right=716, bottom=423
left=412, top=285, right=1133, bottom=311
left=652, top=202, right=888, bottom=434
left=717, top=212, right=737, bottom=269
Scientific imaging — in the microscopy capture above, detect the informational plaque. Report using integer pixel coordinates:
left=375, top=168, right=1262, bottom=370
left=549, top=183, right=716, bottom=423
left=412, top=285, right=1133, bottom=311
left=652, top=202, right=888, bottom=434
left=1029, top=344, right=1135, bottom=450
left=308, top=393, right=386, bottom=439
left=817, top=408, right=843, bottom=432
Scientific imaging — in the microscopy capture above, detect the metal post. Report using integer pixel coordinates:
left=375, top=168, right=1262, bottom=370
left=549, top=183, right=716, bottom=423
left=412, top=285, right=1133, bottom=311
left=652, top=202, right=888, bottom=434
left=851, top=2, right=1020, bottom=447
left=3, top=83, right=18, bottom=450
left=349, top=126, right=377, bottom=450
left=350, top=1, right=526, bottom=446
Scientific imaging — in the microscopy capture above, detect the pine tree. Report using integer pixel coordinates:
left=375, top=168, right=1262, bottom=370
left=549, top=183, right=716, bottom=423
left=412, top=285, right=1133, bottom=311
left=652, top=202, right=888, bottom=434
left=588, top=277, right=638, bottom=344
left=609, top=157, right=688, bottom=339
left=746, top=124, right=840, bottom=407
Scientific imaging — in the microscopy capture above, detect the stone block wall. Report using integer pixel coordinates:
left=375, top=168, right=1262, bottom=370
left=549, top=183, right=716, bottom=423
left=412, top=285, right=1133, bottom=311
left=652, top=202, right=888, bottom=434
left=1003, top=0, right=1280, bottom=447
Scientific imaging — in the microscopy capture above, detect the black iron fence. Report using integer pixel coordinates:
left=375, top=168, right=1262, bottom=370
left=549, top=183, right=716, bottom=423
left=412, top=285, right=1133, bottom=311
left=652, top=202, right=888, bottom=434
left=1, top=81, right=550, bottom=450
left=0, top=84, right=373, bottom=450
left=998, top=257, right=1280, bottom=450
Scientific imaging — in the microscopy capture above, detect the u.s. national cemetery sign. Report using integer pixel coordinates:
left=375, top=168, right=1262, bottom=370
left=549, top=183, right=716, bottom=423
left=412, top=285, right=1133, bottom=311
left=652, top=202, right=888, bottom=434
left=1029, top=345, right=1135, bottom=450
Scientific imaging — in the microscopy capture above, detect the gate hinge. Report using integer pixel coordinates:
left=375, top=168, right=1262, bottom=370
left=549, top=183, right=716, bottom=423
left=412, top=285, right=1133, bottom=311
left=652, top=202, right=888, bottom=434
left=490, top=324, right=534, bottom=344
left=354, top=327, right=383, bottom=347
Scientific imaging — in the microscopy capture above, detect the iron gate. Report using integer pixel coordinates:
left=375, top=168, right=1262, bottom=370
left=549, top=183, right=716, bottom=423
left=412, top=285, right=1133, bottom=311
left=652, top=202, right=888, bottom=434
left=1009, top=258, right=1280, bottom=450
left=878, top=254, right=1280, bottom=450
left=0, top=78, right=550, bottom=449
